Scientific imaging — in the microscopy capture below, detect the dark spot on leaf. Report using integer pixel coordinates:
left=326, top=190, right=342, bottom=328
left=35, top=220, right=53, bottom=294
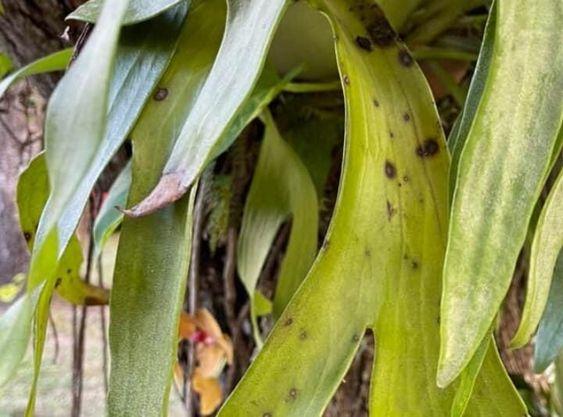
left=153, top=88, right=168, bottom=101
left=355, top=36, right=373, bottom=51
left=299, top=330, right=308, bottom=340
left=352, top=334, right=361, bottom=342
left=416, top=139, right=439, bottom=158
left=366, top=10, right=396, bottom=47
left=67, top=269, right=72, bottom=274
left=398, top=50, right=414, bottom=67
left=389, top=131, right=394, bottom=138
left=373, top=99, right=380, bottom=107
left=364, top=248, right=371, bottom=257
left=23, top=231, right=32, bottom=241
left=411, top=260, right=419, bottom=269
left=386, top=200, right=396, bottom=221
left=403, top=113, right=410, bottom=122
left=284, top=317, right=293, bottom=326
left=343, top=75, right=350, bottom=85
left=436, top=316, right=441, bottom=325
left=403, top=175, right=409, bottom=183
left=384, top=160, right=396, bottom=179
left=55, top=277, right=62, bottom=287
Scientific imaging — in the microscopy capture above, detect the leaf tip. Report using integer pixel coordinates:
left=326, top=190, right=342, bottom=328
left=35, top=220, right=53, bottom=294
left=122, top=172, right=188, bottom=217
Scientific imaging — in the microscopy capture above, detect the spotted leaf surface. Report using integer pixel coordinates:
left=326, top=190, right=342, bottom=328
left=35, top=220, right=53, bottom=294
left=126, top=0, right=290, bottom=216
left=217, top=1, right=525, bottom=416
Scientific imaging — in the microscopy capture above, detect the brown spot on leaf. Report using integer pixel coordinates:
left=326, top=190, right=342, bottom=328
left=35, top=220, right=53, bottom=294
left=416, top=139, right=440, bottom=158
left=284, top=318, right=293, bottom=326
left=355, top=36, right=373, bottom=51
left=366, top=11, right=396, bottom=47
left=66, top=268, right=72, bottom=274
left=389, top=131, right=394, bottom=138
left=398, top=50, right=414, bottom=67
left=373, top=99, right=380, bottom=107
left=364, top=248, right=371, bottom=257
left=384, top=160, right=396, bottom=179
left=299, top=330, right=308, bottom=340
left=411, top=260, right=419, bottom=269
left=153, top=88, right=168, bottom=101
left=403, top=113, right=410, bottom=122
left=55, top=277, right=62, bottom=287
left=343, top=75, right=350, bottom=85
left=386, top=200, right=396, bottom=220
left=23, top=231, right=32, bottom=241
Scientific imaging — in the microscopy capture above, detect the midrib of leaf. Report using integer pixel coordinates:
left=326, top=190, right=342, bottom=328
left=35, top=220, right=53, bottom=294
left=440, top=0, right=563, bottom=386
left=218, top=1, right=525, bottom=416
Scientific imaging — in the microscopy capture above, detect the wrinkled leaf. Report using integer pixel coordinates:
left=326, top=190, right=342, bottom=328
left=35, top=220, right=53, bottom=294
left=512, top=169, right=563, bottom=347
left=126, top=0, right=290, bottom=216
left=108, top=1, right=224, bottom=414
left=0, top=49, right=71, bottom=99
left=440, top=0, right=563, bottom=386
left=238, top=109, right=318, bottom=342
left=67, top=0, right=186, bottom=25
left=535, top=251, right=563, bottom=372
left=218, top=2, right=525, bottom=416
left=93, top=162, right=132, bottom=256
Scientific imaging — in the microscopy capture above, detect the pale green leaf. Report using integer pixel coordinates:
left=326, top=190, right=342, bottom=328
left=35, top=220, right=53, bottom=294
left=218, top=2, right=525, bottom=416
left=0, top=285, right=42, bottom=387
left=534, top=251, right=563, bottom=372
left=449, top=4, right=496, bottom=198
left=107, top=1, right=224, bottom=413
left=126, top=0, right=290, bottom=216
left=93, top=162, right=132, bottom=256
left=67, top=0, right=186, bottom=25
left=440, top=0, right=563, bottom=386
left=237, top=109, right=318, bottom=343
left=0, top=49, right=71, bottom=99
left=512, top=169, right=563, bottom=347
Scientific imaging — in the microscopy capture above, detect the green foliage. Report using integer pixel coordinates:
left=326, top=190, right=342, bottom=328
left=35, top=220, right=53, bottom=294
left=93, top=162, right=131, bottom=256
left=512, top=169, right=563, bottom=348
left=535, top=252, right=563, bottom=373
left=125, top=0, right=290, bottom=216
left=67, top=0, right=185, bottom=25
left=106, top=0, right=224, bottom=413
left=218, top=1, right=524, bottom=415
left=440, top=0, right=563, bottom=387
left=0, top=49, right=72, bottom=99
left=1, top=0, right=561, bottom=415
left=237, top=109, right=318, bottom=343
